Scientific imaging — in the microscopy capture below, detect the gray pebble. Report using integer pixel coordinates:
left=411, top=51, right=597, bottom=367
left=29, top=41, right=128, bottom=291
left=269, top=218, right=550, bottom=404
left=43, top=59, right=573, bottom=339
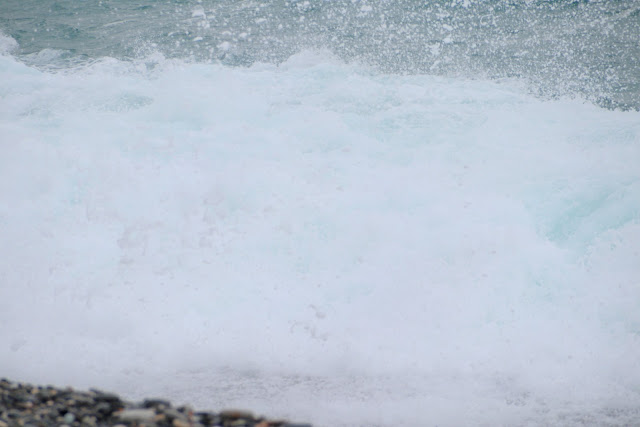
left=116, top=408, right=156, bottom=421
left=0, top=378, right=314, bottom=426
left=63, top=412, right=75, bottom=424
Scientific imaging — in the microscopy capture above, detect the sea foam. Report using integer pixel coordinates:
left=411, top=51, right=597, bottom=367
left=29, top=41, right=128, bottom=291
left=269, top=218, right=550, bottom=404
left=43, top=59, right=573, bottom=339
left=1, top=50, right=639, bottom=425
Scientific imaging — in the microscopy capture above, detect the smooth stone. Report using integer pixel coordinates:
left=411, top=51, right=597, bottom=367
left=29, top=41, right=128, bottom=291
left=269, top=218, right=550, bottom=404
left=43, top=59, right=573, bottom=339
left=220, top=409, right=254, bottom=419
left=63, top=412, right=75, bottom=424
left=116, top=408, right=156, bottom=421
left=82, top=415, right=97, bottom=426
left=163, top=408, right=189, bottom=421
left=91, top=390, right=122, bottom=405
left=143, top=398, right=171, bottom=409
left=94, top=402, right=113, bottom=416
left=195, top=412, right=221, bottom=425
left=69, top=393, right=94, bottom=406
left=176, top=405, right=193, bottom=414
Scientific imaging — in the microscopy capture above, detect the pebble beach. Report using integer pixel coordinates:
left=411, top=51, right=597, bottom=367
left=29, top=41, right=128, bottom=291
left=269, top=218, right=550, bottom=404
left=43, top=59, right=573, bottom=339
left=0, top=379, right=311, bottom=427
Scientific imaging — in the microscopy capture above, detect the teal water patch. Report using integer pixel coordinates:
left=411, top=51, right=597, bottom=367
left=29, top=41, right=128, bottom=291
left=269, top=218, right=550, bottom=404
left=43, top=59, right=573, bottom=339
left=527, top=177, right=640, bottom=254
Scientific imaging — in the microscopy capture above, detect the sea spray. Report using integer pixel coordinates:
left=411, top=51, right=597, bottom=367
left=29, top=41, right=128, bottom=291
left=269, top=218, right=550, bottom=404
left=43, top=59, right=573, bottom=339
left=1, top=1, right=640, bottom=425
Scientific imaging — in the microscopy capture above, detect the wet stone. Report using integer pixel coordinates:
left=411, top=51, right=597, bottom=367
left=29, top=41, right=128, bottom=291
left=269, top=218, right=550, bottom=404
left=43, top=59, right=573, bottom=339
left=95, top=401, right=115, bottom=417
left=220, top=409, right=254, bottom=419
left=92, top=390, right=122, bottom=402
left=163, top=407, right=190, bottom=422
left=63, top=412, right=75, bottom=424
left=117, top=408, right=156, bottom=422
left=143, top=398, right=172, bottom=409
left=196, top=412, right=221, bottom=425
left=0, top=378, right=313, bottom=427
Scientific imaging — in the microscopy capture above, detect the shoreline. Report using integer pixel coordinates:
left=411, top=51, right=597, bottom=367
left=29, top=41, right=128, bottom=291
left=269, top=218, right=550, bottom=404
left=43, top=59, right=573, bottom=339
left=0, top=378, right=311, bottom=427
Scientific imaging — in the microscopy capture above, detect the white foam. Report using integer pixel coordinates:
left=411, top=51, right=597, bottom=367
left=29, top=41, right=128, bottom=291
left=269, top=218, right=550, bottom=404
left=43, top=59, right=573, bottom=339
left=1, top=51, right=639, bottom=425
left=0, top=32, right=18, bottom=55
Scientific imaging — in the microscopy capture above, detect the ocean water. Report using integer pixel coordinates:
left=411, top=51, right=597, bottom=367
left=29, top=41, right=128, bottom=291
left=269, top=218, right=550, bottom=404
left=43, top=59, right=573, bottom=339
left=1, top=1, right=639, bottom=426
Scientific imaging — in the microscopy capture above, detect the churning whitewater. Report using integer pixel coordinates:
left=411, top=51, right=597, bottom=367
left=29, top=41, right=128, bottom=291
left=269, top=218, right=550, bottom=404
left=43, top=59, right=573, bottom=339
left=1, top=0, right=639, bottom=425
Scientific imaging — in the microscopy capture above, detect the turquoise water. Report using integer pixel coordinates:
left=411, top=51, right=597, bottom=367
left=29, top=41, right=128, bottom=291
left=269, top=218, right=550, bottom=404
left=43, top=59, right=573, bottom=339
left=1, top=1, right=640, bottom=426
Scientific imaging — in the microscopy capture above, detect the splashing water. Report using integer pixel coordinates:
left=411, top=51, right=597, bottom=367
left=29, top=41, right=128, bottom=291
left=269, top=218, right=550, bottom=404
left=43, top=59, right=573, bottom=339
left=1, top=1, right=639, bottom=425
